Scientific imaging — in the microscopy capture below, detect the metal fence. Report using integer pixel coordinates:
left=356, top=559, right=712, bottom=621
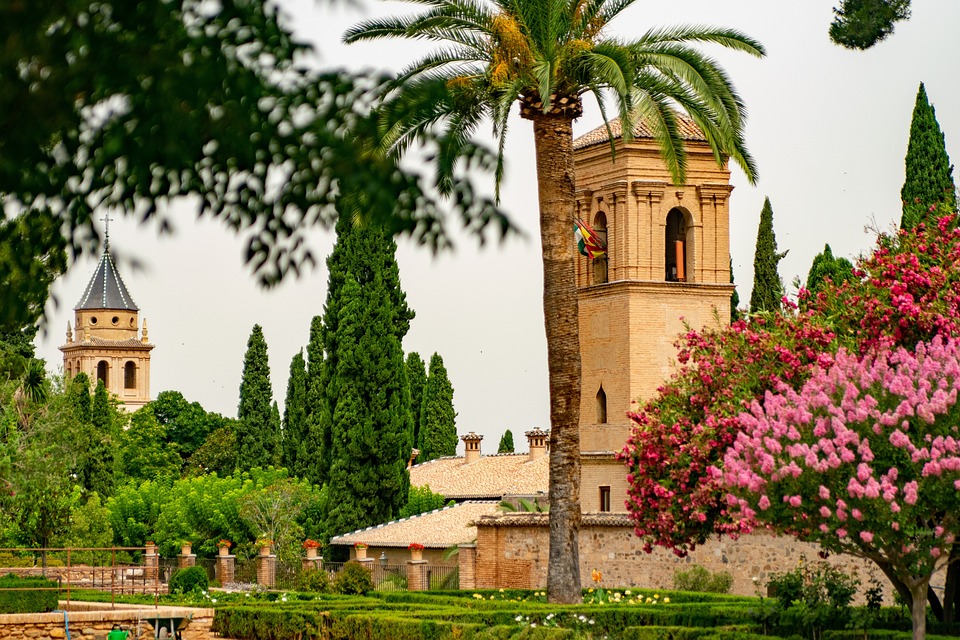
left=274, top=560, right=458, bottom=592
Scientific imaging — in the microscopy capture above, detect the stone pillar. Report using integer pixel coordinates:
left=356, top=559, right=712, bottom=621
left=302, top=557, right=323, bottom=573
left=178, top=551, right=196, bottom=569
left=256, top=553, right=277, bottom=588
left=457, top=544, right=477, bottom=590
left=216, top=555, right=235, bottom=585
left=144, top=543, right=159, bottom=583
left=406, top=560, right=428, bottom=592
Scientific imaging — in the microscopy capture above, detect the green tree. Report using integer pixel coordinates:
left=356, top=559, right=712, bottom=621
left=901, top=83, right=956, bottom=230
left=804, top=244, right=855, bottom=298
left=418, top=353, right=457, bottom=462
left=236, top=325, right=278, bottom=471
left=400, top=485, right=451, bottom=519
left=829, top=0, right=912, bottom=50
left=188, top=424, right=238, bottom=477
left=749, top=197, right=787, bottom=314
left=304, top=316, right=327, bottom=486
left=118, top=407, right=183, bottom=483
left=282, top=350, right=309, bottom=477
left=79, top=380, right=117, bottom=499
left=151, top=391, right=216, bottom=461
left=345, top=0, right=761, bottom=602
left=497, top=430, right=515, bottom=454
left=405, top=353, right=428, bottom=448
left=730, top=259, right=741, bottom=322
left=324, top=220, right=414, bottom=537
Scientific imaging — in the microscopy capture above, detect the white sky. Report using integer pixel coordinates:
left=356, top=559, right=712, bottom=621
left=36, top=0, right=960, bottom=454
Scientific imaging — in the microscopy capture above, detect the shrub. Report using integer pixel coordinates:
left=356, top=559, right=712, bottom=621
left=168, top=566, right=209, bottom=595
left=295, top=569, right=331, bottom=593
left=673, top=565, right=734, bottom=594
left=0, top=574, right=59, bottom=613
left=333, top=561, right=373, bottom=595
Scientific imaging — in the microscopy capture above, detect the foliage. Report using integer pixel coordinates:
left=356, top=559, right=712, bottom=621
left=498, top=430, right=515, bottom=454
left=0, top=210, right=67, bottom=335
left=730, top=259, right=741, bottom=323
left=74, top=379, right=118, bottom=499
left=804, top=244, right=855, bottom=299
left=0, top=574, right=58, bottom=613
left=168, top=566, right=209, bottom=595
left=830, top=0, right=912, bottom=50
left=282, top=350, right=309, bottom=478
left=236, top=325, right=279, bottom=471
left=673, top=565, right=733, bottom=594
left=60, top=490, right=114, bottom=563
left=418, top=353, right=457, bottom=462
left=238, top=476, right=310, bottom=563
left=400, top=485, right=451, bottom=519
left=766, top=561, right=859, bottom=610
left=749, top=197, right=787, bottom=314
left=323, top=217, right=413, bottom=538
left=151, top=390, right=222, bottom=461
left=295, top=568, right=332, bottom=594
left=304, top=315, right=326, bottom=487
left=333, top=561, right=375, bottom=595
left=106, top=479, right=168, bottom=548
left=188, top=424, right=238, bottom=476
left=118, top=406, right=182, bottom=482
left=900, top=83, right=956, bottom=230
left=406, top=353, right=428, bottom=449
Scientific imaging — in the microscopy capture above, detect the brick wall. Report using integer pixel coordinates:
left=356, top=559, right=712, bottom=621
left=0, top=604, right=218, bottom=640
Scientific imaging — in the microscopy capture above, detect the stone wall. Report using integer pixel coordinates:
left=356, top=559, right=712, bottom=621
left=473, top=513, right=942, bottom=603
left=0, top=603, right=220, bottom=640
left=0, top=566, right=161, bottom=594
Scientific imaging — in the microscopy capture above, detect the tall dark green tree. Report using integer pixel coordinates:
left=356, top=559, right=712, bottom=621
left=829, top=0, right=912, bottom=50
left=80, top=380, right=116, bottom=498
left=282, top=350, right=309, bottom=477
left=418, top=353, right=457, bottom=462
left=323, top=216, right=414, bottom=538
left=498, top=430, right=515, bottom=454
left=405, top=352, right=428, bottom=449
left=805, top=244, right=855, bottom=297
left=749, top=197, right=787, bottom=314
left=901, top=83, right=956, bottom=230
left=730, top=259, right=741, bottom=323
left=151, top=390, right=216, bottom=461
left=236, top=324, right=278, bottom=471
left=304, top=316, right=327, bottom=486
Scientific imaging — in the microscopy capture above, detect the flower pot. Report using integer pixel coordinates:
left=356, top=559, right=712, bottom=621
left=181, top=544, right=192, bottom=556
left=410, top=548, right=423, bottom=562
left=305, top=547, right=318, bottom=559
left=219, top=546, right=230, bottom=557
left=355, top=547, right=367, bottom=560
left=259, top=545, right=272, bottom=557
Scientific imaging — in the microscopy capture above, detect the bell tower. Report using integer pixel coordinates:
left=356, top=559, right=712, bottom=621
left=59, top=223, right=154, bottom=411
left=573, top=115, right=734, bottom=512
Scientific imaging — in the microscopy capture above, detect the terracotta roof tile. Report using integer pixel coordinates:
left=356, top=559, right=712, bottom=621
left=410, top=453, right=548, bottom=500
left=330, top=501, right=500, bottom=548
left=573, top=112, right=705, bottom=150
left=474, top=512, right=633, bottom=527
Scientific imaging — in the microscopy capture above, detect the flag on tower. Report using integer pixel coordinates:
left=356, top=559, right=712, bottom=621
left=574, top=218, right=606, bottom=259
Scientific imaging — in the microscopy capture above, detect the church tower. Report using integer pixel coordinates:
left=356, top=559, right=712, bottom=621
left=573, top=115, right=734, bottom=512
left=60, top=233, right=154, bottom=411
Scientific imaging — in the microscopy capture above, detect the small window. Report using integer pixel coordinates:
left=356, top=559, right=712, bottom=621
left=599, top=486, right=611, bottom=512
left=596, top=386, right=607, bottom=424
left=96, top=361, right=108, bottom=386
left=112, top=316, right=120, bottom=325
left=90, top=316, right=98, bottom=325
left=124, top=361, right=137, bottom=389
left=665, top=209, right=687, bottom=282
left=592, top=212, right=608, bottom=285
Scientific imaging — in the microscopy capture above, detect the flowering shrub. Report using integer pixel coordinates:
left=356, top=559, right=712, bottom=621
left=217, top=539, right=232, bottom=549
left=302, top=539, right=322, bottom=549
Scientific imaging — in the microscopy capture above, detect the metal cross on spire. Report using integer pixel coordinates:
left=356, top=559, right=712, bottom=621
left=100, top=213, right=114, bottom=251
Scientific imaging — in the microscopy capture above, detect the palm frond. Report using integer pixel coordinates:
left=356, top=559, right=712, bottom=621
left=635, top=25, right=765, bottom=58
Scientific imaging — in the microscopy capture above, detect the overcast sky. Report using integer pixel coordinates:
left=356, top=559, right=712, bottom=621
left=36, top=0, right=960, bottom=454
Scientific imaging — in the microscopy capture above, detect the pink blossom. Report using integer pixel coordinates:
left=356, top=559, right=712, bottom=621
left=758, top=495, right=771, bottom=510
left=860, top=531, right=874, bottom=543
left=818, top=485, right=831, bottom=500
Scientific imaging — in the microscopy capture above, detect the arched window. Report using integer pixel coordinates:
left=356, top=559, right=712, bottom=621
left=124, top=361, right=137, bottom=389
left=96, top=361, right=108, bottom=386
left=66, top=363, right=72, bottom=379
left=592, top=212, right=608, bottom=284
left=596, top=386, right=607, bottom=424
left=665, top=209, right=688, bottom=282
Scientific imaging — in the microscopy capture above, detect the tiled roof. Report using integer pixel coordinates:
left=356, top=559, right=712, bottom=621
left=573, top=112, right=706, bottom=150
left=474, top=512, right=633, bottom=527
left=76, top=250, right=139, bottom=311
left=410, top=453, right=549, bottom=500
left=330, top=501, right=500, bottom=548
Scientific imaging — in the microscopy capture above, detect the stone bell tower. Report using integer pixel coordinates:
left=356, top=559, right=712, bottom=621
left=572, top=115, right=734, bottom=512
left=60, top=227, right=154, bottom=411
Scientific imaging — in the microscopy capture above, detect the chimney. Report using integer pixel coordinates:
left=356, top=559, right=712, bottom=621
left=461, top=432, right=483, bottom=464
left=525, top=428, right=549, bottom=461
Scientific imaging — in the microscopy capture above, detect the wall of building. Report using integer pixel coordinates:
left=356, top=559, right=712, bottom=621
left=0, top=604, right=217, bottom=640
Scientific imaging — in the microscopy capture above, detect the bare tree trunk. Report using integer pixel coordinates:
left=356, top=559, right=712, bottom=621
left=530, top=112, right=582, bottom=604
left=909, top=577, right=930, bottom=640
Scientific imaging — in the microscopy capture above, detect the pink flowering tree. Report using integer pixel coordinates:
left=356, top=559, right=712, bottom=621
left=718, top=336, right=960, bottom=639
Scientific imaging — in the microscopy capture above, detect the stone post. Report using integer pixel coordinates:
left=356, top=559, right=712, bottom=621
left=406, top=560, right=428, bottom=592
left=457, top=543, right=477, bottom=590
left=144, top=543, right=159, bottom=583
left=178, top=543, right=196, bottom=569
left=256, top=553, right=277, bottom=588
left=216, top=555, right=235, bottom=585
left=302, top=557, right=323, bottom=573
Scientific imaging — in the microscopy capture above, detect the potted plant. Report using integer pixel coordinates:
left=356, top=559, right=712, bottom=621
left=354, top=542, right=368, bottom=560
left=303, top=539, right=322, bottom=559
left=257, top=539, right=274, bottom=556
left=217, top=540, right=232, bottom=557
left=145, top=541, right=157, bottom=554
left=180, top=541, right=192, bottom=556
left=408, top=542, right=424, bottom=562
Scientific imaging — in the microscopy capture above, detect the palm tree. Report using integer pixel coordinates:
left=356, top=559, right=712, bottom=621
left=345, top=0, right=763, bottom=603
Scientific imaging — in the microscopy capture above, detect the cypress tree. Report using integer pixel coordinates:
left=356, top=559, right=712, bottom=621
left=236, top=324, right=278, bottom=470
left=405, top=352, right=427, bottom=448
left=901, top=83, right=956, bottom=230
left=498, top=429, right=515, bottom=454
left=749, top=197, right=787, bottom=314
left=304, top=315, right=328, bottom=486
left=418, top=353, right=457, bottom=462
left=282, top=350, right=308, bottom=477
left=82, top=380, right=115, bottom=498
left=323, top=216, right=414, bottom=537
left=805, top=244, right=855, bottom=297
left=729, top=258, right=740, bottom=323
left=67, top=372, right=91, bottom=423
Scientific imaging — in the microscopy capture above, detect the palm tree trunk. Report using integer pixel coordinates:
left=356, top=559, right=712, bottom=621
left=530, top=112, right=582, bottom=604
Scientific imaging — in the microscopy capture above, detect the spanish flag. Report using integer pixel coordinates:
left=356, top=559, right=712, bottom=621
left=575, top=218, right=606, bottom=260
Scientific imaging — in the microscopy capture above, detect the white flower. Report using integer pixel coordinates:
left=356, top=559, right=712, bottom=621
left=515, top=615, right=523, bottom=622
left=589, top=619, right=595, bottom=625
left=211, top=599, right=217, bottom=604
left=281, top=597, right=287, bottom=602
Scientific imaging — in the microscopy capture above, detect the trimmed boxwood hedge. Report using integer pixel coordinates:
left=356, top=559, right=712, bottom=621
left=0, top=573, right=59, bottom=613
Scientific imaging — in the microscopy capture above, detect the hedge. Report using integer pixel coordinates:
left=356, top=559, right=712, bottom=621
left=0, top=574, right=59, bottom=613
